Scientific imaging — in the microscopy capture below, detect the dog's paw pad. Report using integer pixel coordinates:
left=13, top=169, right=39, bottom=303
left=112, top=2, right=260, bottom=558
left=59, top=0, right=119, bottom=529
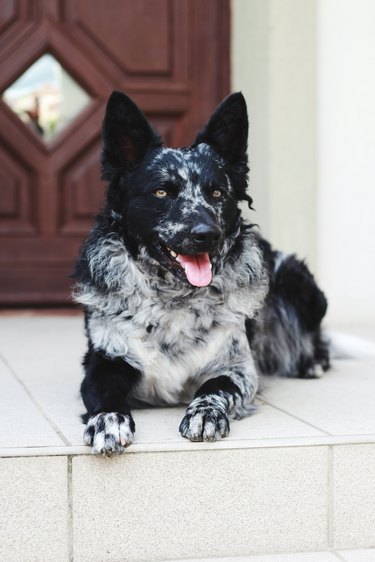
left=310, top=364, right=324, bottom=378
left=301, top=363, right=325, bottom=379
left=179, top=408, right=230, bottom=442
left=83, top=412, right=135, bottom=456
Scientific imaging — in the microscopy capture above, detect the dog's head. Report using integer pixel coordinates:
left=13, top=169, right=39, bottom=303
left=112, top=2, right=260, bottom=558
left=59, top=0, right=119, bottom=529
left=102, top=91, right=251, bottom=287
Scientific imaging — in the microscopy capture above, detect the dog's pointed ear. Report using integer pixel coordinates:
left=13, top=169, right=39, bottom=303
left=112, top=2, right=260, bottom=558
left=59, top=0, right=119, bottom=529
left=195, top=92, right=252, bottom=207
left=194, top=92, right=248, bottom=164
left=102, top=91, right=162, bottom=180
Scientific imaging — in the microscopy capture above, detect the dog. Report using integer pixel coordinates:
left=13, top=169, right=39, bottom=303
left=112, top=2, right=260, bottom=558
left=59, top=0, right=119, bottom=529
left=73, top=91, right=330, bottom=455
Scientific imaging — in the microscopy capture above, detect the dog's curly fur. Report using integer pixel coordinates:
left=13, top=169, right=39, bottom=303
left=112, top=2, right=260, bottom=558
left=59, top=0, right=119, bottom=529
left=73, top=91, right=329, bottom=455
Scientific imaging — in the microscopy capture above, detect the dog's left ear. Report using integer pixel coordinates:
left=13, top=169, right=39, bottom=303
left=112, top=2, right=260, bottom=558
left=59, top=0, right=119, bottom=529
left=102, top=91, right=162, bottom=180
left=194, top=92, right=248, bottom=165
left=195, top=92, right=252, bottom=206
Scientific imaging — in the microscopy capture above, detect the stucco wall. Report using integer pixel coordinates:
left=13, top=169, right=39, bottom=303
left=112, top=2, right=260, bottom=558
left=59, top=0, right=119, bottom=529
left=231, top=0, right=317, bottom=269
left=317, top=0, right=375, bottom=328
left=232, top=0, right=375, bottom=327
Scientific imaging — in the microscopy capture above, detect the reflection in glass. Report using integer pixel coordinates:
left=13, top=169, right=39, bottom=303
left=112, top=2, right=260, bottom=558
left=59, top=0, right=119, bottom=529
left=2, top=54, right=91, bottom=142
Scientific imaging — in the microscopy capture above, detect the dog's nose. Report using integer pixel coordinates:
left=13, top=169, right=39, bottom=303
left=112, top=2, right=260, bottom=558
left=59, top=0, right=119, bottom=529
left=191, top=223, right=222, bottom=245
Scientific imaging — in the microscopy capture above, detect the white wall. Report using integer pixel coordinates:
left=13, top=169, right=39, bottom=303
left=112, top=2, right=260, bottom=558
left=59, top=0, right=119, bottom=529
left=232, top=0, right=318, bottom=270
left=317, top=0, right=375, bottom=328
left=231, top=0, right=270, bottom=234
left=232, top=0, right=375, bottom=328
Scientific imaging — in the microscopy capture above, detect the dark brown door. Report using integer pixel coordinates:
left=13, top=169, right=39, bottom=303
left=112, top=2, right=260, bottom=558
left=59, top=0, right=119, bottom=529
left=0, top=0, right=229, bottom=305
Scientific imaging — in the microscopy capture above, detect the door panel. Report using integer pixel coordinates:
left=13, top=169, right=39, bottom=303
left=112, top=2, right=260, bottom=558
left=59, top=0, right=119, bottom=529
left=0, top=0, right=230, bottom=305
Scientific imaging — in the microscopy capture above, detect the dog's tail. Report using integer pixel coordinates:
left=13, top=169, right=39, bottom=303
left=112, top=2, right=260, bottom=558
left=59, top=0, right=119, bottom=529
left=327, top=330, right=375, bottom=359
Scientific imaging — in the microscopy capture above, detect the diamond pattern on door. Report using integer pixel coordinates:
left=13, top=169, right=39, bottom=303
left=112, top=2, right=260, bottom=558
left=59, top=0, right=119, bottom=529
left=2, top=53, right=91, bottom=143
left=0, top=0, right=230, bottom=304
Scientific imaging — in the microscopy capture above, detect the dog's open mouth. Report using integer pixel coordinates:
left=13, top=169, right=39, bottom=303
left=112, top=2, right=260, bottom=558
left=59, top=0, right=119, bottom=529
left=156, top=243, right=213, bottom=287
left=175, top=251, right=212, bottom=287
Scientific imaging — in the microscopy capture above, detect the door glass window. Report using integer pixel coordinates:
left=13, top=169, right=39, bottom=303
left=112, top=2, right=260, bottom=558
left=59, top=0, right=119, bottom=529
left=2, top=53, right=91, bottom=143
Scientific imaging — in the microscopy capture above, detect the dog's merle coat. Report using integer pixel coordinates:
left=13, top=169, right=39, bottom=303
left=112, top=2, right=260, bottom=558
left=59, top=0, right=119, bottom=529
left=74, top=91, right=329, bottom=455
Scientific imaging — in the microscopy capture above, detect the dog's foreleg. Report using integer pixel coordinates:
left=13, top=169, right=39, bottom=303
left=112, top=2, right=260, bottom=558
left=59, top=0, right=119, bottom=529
left=179, top=356, right=258, bottom=442
left=80, top=349, right=141, bottom=455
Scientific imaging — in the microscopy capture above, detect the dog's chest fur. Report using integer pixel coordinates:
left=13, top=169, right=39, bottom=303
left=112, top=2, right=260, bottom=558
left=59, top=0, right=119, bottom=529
left=76, top=230, right=268, bottom=406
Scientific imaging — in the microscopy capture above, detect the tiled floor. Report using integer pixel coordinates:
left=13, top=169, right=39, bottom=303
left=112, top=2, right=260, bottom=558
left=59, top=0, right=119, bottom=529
left=0, top=313, right=374, bottom=452
left=1, top=313, right=375, bottom=561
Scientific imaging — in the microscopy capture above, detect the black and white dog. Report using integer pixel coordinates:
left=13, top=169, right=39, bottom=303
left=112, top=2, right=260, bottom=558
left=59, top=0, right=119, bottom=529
left=73, top=91, right=329, bottom=455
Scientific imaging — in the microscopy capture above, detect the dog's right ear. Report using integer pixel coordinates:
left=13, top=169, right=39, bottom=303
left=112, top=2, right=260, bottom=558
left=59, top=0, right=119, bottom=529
left=101, top=91, right=162, bottom=180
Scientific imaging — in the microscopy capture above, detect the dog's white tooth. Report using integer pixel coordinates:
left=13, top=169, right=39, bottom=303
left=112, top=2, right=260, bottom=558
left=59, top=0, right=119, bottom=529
left=209, top=263, right=212, bottom=270
left=170, top=250, right=177, bottom=258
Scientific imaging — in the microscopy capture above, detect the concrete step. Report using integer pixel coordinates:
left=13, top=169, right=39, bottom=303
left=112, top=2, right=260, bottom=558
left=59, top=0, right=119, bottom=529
left=177, top=554, right=375, bottom=562
left=0, top=313, right=375, bottom=562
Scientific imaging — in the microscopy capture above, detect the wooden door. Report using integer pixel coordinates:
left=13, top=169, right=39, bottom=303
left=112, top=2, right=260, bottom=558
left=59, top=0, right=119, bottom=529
left=0, top=0, right=230, bottom=305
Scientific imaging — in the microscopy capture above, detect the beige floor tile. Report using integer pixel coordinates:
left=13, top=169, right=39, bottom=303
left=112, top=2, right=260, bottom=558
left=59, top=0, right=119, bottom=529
left=340, top=549, right=375, bottom=561
left=0, top=355, right=65, bottom=448
left=333, top=445, right=375, bottom=549
left=132, top=400, right=324, bottom=447
left=72, top=446, right=328, bottom=561
left=0, top=456, right=69, bottom=561
left=261, top=360, right=375, bottom=435
left=177, top=553, right=339, bottom=562
left=0, top=315, right=85, bottom=445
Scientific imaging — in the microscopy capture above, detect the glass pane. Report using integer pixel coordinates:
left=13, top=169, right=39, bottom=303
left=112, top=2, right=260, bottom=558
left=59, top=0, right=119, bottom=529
left=2, top=54, right=91, bottom=143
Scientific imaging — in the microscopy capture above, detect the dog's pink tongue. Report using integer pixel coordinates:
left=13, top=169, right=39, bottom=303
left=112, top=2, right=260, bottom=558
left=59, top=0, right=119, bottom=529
left=177, top=253, right=212, bottom=287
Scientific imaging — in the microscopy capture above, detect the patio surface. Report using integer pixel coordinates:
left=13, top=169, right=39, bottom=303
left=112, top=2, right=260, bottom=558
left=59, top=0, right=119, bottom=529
left=1, top=311, right=375, bottom=561
left=1, top=312, right=374, bottom=454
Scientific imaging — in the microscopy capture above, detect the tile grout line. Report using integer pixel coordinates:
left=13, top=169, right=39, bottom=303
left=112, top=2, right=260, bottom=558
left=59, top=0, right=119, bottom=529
left=258, top=397, right=333, bottom=436
left=0, top=353, right=72, bottom=446
left=331, top=550, right=347, bottom=561
left=67, top=456, right=74, bottom=562
left=328, top=445, right=335, bottom=550
left=2, top=435, right=375, bottom=458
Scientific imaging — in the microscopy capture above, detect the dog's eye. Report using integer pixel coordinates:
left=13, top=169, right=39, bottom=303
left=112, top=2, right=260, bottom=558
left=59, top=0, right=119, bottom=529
left=154, top=189, right=168, bottom=198
left=212, top=189, right=223, bottom=198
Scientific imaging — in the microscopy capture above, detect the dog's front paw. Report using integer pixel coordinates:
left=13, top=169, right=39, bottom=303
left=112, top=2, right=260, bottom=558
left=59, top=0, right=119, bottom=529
left=299, top=362, right=326, bottom=379
left=179, top=398, right=230, bottom=442
left=83, top=412, right=135, bottom=456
